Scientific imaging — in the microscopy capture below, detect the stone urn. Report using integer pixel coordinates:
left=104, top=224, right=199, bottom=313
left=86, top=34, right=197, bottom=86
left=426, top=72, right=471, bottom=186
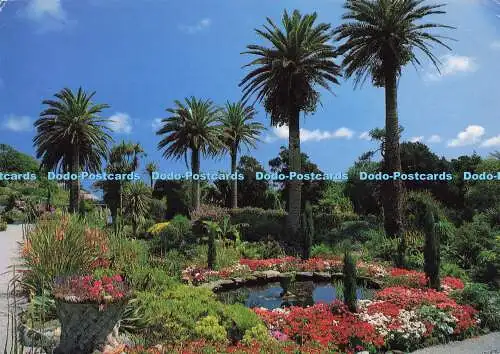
left=54, top=299, right=127, bottom=354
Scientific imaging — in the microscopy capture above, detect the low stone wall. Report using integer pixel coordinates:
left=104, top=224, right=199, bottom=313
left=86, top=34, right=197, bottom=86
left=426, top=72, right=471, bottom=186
left=196, top=270, right=383, bottom=293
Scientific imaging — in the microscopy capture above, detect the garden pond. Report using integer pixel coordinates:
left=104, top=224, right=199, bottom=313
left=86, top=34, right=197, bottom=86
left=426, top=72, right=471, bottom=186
left=217, top=280, right=375, bottom=309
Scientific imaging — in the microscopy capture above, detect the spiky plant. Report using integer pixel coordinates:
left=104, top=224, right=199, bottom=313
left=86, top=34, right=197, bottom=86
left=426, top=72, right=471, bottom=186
left=123, top=181, right=152, bottom=237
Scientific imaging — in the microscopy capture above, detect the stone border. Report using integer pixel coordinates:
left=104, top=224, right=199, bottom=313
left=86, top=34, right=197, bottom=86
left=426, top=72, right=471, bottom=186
left=196, top=270, right=383, bottom=293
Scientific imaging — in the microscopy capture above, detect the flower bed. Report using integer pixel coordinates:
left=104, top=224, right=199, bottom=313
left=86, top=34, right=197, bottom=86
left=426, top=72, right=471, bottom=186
left=121, top=285, right=478, bottom=353
left=182, top=257, right=389, bottom=284
left=251, top=287, right=478, bottom=353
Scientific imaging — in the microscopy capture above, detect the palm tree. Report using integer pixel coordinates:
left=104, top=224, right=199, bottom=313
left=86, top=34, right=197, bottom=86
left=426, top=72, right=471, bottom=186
left=156, top=97, right=223, bottom=211
left=100, top=141, right=145, bottom=225
left=123, top=181, right=152, bottom=237
left=145, top=161, right=158, bottom=189
left=240, top=10, right=341, bottom=234
left=334, top=0, right=453, bottom=266
left=490, top=151, right=500, bottom=160
left=33, top=87, right=112, bottom=212
left=220, top=102, right=264, bottom=208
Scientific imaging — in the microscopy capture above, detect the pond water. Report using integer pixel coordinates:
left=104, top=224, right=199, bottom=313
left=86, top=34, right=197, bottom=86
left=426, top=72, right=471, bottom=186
left=217, top=281, right=375, bottom=310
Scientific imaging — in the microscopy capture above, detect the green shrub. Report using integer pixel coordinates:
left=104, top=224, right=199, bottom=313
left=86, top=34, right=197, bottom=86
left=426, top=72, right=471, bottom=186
left=191, top=204, right=230, bottom=223
left=109, top=237, right=149, bottom=273
left=229, top=207, right=286, bottom=243
left=241, top=324, right=272, bottom=346
left=237, top=240, right=285, bottom=260
left=311, top=244, right=337, bottom=259
left=330, top=220, right=379, bottom=245
left=440, top=263, right=470, bottom=282
left=452, top=283, right=500, bottom=331
left=406, top=250, right=424, bottom=270
left=191, top=242, right=240, bottom=270
left=0, top=219, right=7, bottom=231
left=195, top=316, right=228, bottom=343
left=364, top=229, right=398, bottom=262
left=159, top=214, right=193, bottom=251
left=220, top=303, right=263, bottom=340
left=133, top=285, right=224, bottom=344
left=449, top=217, right=496, bottom=283
left=2, top=208, right=25, bottom=223
left=126, top=265, right=177, bottom=292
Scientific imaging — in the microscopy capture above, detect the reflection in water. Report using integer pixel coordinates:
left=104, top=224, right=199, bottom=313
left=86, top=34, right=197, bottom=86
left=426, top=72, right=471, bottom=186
left=217, top=281, right=374, bottom=310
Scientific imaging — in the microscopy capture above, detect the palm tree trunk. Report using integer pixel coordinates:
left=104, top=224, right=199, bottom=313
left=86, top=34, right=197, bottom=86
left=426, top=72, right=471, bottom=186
left=70, top=146, right=80, bottom=213
left=287, top=107, right=301, bottom=236
left=191, top=148, right=201, bottom=210
left=382, top=65, right=404, bottom=266
left=230, top=148, right=238, bottom=209
left=149, top=172, right=153, bottom=189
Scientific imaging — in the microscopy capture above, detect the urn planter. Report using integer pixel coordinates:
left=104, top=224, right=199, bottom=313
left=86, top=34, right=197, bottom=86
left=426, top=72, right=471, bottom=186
left=54, top=299, right=127, bottom=354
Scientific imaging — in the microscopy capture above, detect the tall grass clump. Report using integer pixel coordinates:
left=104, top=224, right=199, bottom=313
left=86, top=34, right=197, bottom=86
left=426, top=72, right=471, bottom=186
left=19, top=213, right=109, bottom=295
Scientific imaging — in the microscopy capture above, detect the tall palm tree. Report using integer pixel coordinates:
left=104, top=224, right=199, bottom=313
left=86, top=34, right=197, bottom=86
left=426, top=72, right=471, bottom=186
left=33, top=87, right=112, bottom=212
left=145, top=161, right=158, bottom=189
left=240, top=10, right=341, bottom=234
left=334, top=0, right=453, bottom=266
left=123, top=181, right=152, bottom=237
left=156, top=97, right=223, bottom=211
left=220, top=102, right=264, bottom=208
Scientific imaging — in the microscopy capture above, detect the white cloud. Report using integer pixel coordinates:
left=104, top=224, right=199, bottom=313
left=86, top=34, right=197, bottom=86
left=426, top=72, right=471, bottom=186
left=23, top=0, right=73, bottom=32
left=448, top=125, right=485, bottom=147
left=359, top=131, right=371, bottom=140
left=108, top=112, right=132, bottom=134
left=409, top=136, right=424, bottom=143
left=426, top=55, right=478, bottom=81
left=490, top=41, right=500, bottom=50
left=26, top=0, right=65, bottom=21
left=151, top=118, right=163, bottom=132
left=480, top=135, right=500, bottom=147
left=271, top=125, right=354, bottom=142
left=263, top=135, right=278, bottom=143
left=427, top=135, right=442, bottom=143
left=2, top=115, right=32, bottom=132
left=179, top=18, right=211, bottom=34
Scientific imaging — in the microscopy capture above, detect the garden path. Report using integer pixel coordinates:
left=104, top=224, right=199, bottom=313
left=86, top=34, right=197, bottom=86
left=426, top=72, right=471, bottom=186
left=412, top=331, right=499, bottom=354
left=0, top=224, right=24, bottom=349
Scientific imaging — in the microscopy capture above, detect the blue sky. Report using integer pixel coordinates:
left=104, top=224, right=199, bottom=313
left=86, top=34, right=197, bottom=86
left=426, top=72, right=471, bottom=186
left=0, top=0, right=499, bottom=183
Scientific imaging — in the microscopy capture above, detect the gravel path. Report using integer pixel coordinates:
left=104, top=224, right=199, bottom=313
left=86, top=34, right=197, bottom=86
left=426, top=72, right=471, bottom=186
left=0, top=224, right=25, bottom=350
left=412, top=332, right=500, bottom=354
